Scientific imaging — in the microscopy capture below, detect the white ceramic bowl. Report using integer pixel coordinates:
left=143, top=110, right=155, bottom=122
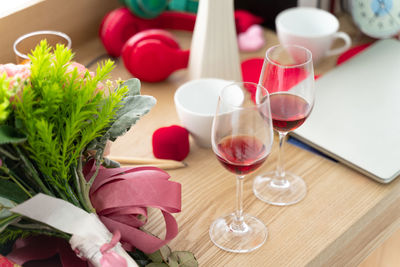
left=174, top=78, right=232, bottom=148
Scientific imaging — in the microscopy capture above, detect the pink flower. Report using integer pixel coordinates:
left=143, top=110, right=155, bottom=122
left=67, top=62, right=95, bottom=78
left=0, top=63, right=31, bottom=103
left=0, top=63, right=31, bottom=88
left=67, top=62, right=104, bottom=92
left=0, top=62, right=104, bottom=97
left=0, top=63, right=30, bottom=79
left=0, top=62, right=93, bottom=83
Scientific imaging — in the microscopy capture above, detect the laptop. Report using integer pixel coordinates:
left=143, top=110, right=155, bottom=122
left=291, top=39, right=400, bottom=183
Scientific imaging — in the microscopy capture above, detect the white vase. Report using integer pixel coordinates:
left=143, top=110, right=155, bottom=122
left=188, top=0, right=242, bottom=82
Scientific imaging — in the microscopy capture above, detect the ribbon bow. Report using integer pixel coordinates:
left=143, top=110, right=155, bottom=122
left=84, top=160, right=181, bottom=254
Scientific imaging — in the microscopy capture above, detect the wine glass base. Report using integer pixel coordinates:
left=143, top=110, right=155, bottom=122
left=209, top=213, right=268, bottom=253
left=253, top=171, right=307, bottom=206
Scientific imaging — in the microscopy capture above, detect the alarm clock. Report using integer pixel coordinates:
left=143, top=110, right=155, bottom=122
left=351, top=0, right=400, bottom=39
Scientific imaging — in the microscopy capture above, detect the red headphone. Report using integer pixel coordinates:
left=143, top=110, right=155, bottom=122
left=99, top=7, right=262, bottom=82
left=121, top=29, right=189, bottom=82
left=100, top=7, right=194, bottom=82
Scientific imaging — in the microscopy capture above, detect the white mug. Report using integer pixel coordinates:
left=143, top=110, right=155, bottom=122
left=276, top=7, right=351, bottom=64
left=174, top=78, right=232, bottom=148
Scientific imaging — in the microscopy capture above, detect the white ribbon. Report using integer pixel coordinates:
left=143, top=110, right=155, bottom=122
left=11, top=193, right=138, bottom=267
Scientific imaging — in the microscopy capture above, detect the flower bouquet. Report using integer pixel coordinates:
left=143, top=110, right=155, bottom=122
left=0, top=41, right=197, bottom=266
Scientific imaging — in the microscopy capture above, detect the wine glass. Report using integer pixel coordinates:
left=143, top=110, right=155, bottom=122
left=209, top=82, right=274, bottom=253
left=253, top=44, right=315, bottom=206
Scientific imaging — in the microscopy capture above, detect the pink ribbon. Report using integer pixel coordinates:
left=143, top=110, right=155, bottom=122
left=84, top=160, right=181, bottom=254
left=99, top=231, right=127, bottom=267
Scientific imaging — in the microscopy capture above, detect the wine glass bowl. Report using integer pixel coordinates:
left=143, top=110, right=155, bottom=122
left=253, top=44, right=315, bottom=206
left=209, top=82, right=274, bottom=253
left=13, top=31, right=71, bottom=64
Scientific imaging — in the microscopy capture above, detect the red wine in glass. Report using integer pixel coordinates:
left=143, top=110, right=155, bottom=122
left=270, top=92, right=311, bottom=132
left=216, top=135, right=268, bottom=175
left=254, top=44, right=314, bottom=206
left=210, top=82, right=272, bottom=253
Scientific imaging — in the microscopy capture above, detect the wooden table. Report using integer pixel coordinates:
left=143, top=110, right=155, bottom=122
left=74, top=14, right=399, bottom=267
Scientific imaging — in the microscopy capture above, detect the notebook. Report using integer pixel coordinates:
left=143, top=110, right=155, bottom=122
left=291, top=39, right=400, bottom=183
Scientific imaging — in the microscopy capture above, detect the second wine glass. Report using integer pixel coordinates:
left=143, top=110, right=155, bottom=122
left=253, top=44, right=315, bottom=206
left=210, top=82, right=273, bottom=253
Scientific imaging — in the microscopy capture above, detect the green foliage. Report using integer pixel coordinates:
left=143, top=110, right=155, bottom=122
left=108, top=94, right=156, bottom=141
left=0, top=225, right=69, bottom=246
left=128, top=249, right=152, bottom=267
left=146, top=245, right=198, bottom=267
left=87, top=78, right=156, bottom=161
left=0, top=74, right=11, bottom=123
left=168, top=251, right=198, bottom=267
left=146, top=263, right=169, bottom=267
left=0, top=197, right=21, bottom=232
left=0, top=226, right=30, bottom=245
left=0, top=179, right=29, bottom=203
left=147, top=245, right=171, bottom=263
left=0, top=125, right=27, bottom=145
left=13, top=41, right=128, bottom=206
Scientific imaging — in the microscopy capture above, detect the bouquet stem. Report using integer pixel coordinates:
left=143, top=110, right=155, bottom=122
left=13, top=145, right=54, bottom=196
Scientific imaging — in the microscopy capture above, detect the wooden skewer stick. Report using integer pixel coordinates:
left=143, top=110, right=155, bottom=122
left=120, top=163, right=186, bottom=170
left=107, top=156, right=187, bottom=170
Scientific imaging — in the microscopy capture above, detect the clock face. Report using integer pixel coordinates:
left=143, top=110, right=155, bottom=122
left=352, top=0, right=400, bottom=38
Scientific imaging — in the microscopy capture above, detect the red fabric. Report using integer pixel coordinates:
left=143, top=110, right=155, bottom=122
left=241, top=58, right=312, bottom=102
left=336, top=43, right=372, bottom=65
left=234, top=10, right=264, bottom=33
left=152, top=125, right=189, bottom=161
left=241, top=58, right=264, bottom=85
left=241, top=58, right=318, bottom=86
left=259, top=64, right=309, bottom=94
left=241, top=42, right=374, bottom=89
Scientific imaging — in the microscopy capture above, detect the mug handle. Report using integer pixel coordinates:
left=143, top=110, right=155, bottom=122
left=325, top=32, right=352, bottom=56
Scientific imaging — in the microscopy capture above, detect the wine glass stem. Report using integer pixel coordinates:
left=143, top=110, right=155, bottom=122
left=275, top=132, right=288, bottom=185
left=233, top=175, right=246, bottom=231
